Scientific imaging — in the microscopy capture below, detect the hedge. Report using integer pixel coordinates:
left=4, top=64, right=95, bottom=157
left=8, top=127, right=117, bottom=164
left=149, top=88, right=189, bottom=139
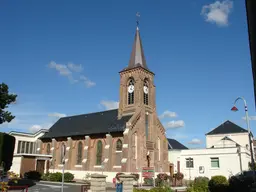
left=41, top=172, right=74, bottom=182
left=134, top=186, right=174, bottom=192
left=208, top=175, right=228, bottom=192
left=24, top=171, right=42, bottom=181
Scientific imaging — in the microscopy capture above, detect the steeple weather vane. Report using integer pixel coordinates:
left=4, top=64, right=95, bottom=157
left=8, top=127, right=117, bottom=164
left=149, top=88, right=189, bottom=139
left=136, top=12, right=140, bottom=28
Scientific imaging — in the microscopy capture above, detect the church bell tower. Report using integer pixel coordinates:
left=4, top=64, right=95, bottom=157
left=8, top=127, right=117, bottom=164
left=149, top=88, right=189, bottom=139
left=118, top=19, right=156, bottom=118
left=117, top=14, right=169, bottom=172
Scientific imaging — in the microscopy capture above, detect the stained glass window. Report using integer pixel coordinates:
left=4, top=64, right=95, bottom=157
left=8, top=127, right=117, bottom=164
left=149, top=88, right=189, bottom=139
left=46, top=143, right=51, bottom=155
left=96, top=140, right=103, bottom=165
left=77, top=141, right=83, bottom=165
left=116, top=139, right=122, bottom=151
left=60, top=143, right=65, bottom=164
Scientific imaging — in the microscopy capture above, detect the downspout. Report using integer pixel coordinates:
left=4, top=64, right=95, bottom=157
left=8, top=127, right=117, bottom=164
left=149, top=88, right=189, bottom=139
left=237, top=145, right=243, bottom=173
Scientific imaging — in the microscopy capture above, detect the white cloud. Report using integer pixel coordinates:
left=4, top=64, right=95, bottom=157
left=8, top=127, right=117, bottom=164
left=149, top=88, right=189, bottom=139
left=28, top=123, right=53, bottom=133
left=48, top=61, right=72, bottom=77
left=0, top=101, right=63, bottom=133
left=48, top=113, right=67, bottom=118
left=100, top=100, right=119, bottom=110
left=242, top=116, right=256, bottom=121
left=48, top=61, right=95, bottom=87
left=165, top=120, right=185, bottom=129
left=188, top=138, right=202, bottom=145
left=67, top=63, right=83, bottom=73
left=169, top=133, right=188, bottom=140
left=80, top=75, right=96, bottom=88
left=201, top=0, right=233, bottom=26
left=28, top=125, right=42, bottom=132
left=159, top=110, right=177, bottom=119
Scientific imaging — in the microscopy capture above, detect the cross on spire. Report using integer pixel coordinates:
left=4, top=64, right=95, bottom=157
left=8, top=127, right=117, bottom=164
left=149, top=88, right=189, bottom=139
left=136, top=12, right=140, bottom=29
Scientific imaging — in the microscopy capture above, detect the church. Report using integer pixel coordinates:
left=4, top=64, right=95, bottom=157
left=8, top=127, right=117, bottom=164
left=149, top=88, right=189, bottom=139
left=39, top=24, right=169, bottom=179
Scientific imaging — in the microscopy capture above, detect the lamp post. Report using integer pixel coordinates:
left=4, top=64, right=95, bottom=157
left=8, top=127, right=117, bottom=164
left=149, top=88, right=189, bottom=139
left=231, top=97, right=255, bottom=175
left=61, top=143, right=66, bottom=192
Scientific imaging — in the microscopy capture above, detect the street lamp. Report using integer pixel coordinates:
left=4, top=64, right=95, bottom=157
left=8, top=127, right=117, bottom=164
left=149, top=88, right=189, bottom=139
left=231, top=97, right=255, bottom=174
left=61, top=143, right=66, bottom=192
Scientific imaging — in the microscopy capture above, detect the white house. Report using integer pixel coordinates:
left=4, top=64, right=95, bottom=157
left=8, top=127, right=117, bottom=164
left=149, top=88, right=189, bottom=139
left=167, top=138, right=188, bottom=176
left=9, top=129, right=51, bottom=177
left=170, top=120, right=252, bottom=180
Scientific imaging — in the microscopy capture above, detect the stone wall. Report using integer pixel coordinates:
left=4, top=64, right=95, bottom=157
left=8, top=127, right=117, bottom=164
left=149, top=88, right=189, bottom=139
left=90, top=174, right=107, bottom=192
left=119, top=174, right=136, bottom=192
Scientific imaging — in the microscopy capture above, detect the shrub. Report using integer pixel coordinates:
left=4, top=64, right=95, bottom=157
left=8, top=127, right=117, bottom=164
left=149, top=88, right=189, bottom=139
left=130, top=173, right=139, bottom=181
left=157, top=173, right=168, bottom=181
left=208, top=175, right=228, bottom=192
left=155, top=178, right=164, bottom=187
left=85, top=173, right=91, bottom=179
left=248, top=162, right=256, bottom=171
left=24, top=171, right=41, bottom=181
left=150, top=186, right=174, bottom=192
left=64, top=172, right=74, bottom=182
left=41, top=172, right=74, bottom=182
left=173, top=172, right=184, bottom=181
left=7, top=171, right=20, bottom=180
left=144, top=178, right=154, bottom=185
left=49, top=172, right=62, bottom=182
left=41, top=173, right=50, bottom=181
left=133, top=188, right=148, bottom=192
left=193, top=176, right=209, bottom=192
left=228, top=175, right=253, bottom=192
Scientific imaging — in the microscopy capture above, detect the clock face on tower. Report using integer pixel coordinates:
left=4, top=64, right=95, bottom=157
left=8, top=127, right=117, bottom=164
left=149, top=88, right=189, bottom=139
left=128, top=85, right=135, bottom=93
left=143, top=86, right=148, bottom=94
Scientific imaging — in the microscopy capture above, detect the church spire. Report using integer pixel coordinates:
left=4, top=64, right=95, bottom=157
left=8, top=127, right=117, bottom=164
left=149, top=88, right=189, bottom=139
left=127, top=13, right=149, bottom=70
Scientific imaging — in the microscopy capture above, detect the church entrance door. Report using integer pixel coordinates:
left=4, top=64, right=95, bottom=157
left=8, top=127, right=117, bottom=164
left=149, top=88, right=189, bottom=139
left=36, top=160, right=45, bottom=175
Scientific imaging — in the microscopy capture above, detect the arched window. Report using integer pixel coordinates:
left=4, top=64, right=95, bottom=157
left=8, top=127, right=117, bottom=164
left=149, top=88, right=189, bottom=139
left=60, top=143, right=65, bottom=164
left=116, top=139, right=122, bottom=151
left=127, top=78, right=135, bottom=105
left=77, top=141, right=83, bottom=165
left=115, top=139, right=122, bottom=166
left=143, top=79, right=149, bottom=105
left=46, top=143, right=51, bottom=155
left=96, top=140, right=103, bottom=165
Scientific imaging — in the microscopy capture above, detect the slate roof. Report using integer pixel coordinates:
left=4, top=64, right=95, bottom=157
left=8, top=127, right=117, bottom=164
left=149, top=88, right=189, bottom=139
left=127, top=27, right=148, bottom=70
left=40, top=109, right=132, bottom=139
left=206, top=120, right=248, bottom=135
left=167, top=138, right=188, bottom=150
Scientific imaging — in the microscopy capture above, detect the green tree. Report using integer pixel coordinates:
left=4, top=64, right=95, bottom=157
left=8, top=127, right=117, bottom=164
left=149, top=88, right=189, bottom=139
left=249, top=162, right=256, bottom=170
left=0, top=83, right=17, bottom=124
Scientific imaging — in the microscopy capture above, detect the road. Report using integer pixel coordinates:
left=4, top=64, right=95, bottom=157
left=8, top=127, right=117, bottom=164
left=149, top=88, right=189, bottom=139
left=8, top=182, right=82, bottom=192
left=8, top=182, right=116, bottom=192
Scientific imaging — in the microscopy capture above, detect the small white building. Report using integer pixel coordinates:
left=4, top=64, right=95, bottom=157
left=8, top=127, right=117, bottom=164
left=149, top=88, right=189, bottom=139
left=169, top=120, right=252, bottom=180
left=167, top=138, right=188, bottom=175
left=9, top=129, right=51, bottom=176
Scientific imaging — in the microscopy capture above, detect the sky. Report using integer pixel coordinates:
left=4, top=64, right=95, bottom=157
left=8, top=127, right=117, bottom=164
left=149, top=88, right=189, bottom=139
left=0, top=0, right=255, bottom=148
